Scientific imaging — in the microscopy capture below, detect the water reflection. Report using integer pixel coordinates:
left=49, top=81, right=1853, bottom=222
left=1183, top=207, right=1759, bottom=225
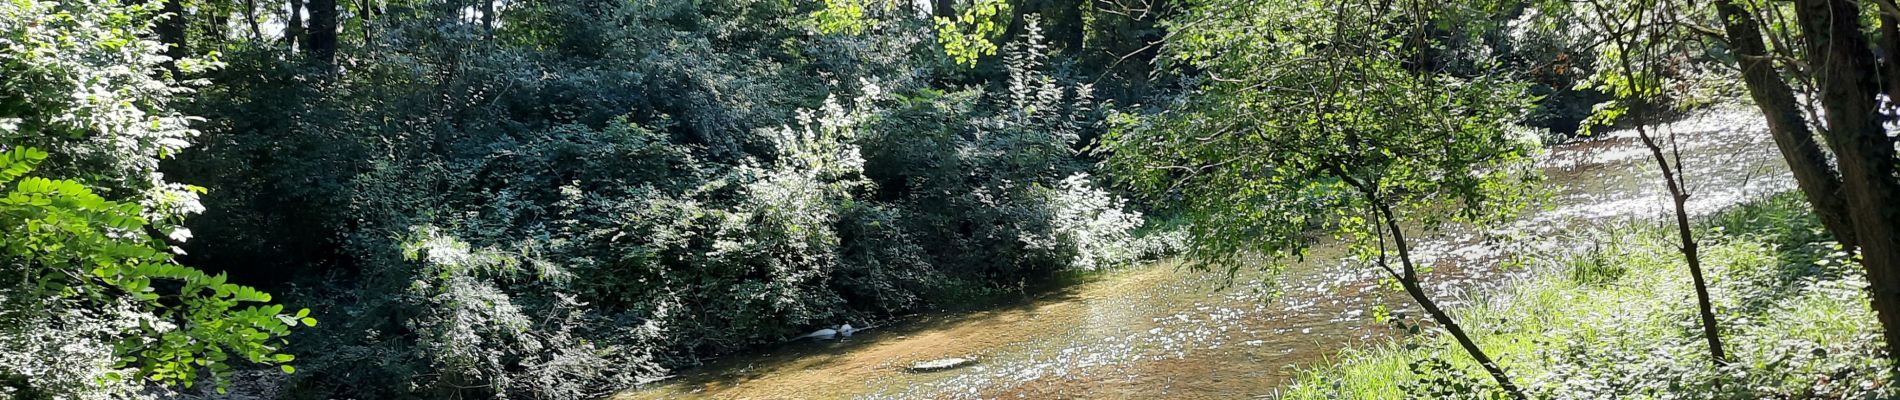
left=615, top=106, right=1791, bottom=400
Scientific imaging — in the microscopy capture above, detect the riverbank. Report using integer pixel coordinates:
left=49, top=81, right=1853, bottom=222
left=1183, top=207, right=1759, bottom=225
left=1278, top=193, right=1896, bottom=398
left=611, top=107, right=1801, bottom=399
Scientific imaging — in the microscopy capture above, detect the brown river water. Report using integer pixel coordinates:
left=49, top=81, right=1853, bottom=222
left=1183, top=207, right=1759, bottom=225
left=613, top=106, right=1793, bottom=399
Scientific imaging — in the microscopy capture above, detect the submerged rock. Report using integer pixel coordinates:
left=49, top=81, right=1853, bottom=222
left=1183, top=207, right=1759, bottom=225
left=906, top=357, right=976, bottom=373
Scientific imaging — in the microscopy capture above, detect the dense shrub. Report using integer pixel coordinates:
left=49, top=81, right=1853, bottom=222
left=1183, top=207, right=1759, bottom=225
left=162, top=1, right=1147, bottom=397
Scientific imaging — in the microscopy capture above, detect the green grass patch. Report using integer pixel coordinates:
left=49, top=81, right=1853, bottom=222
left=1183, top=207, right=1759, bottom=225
left=1278, top=193, right=1896, bottom=399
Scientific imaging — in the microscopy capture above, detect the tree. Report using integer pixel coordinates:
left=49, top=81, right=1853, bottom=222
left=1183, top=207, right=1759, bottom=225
left=1880, top=9, right=1900, bottom=103
left=308, top=0, right=339, bottom=66
left=1673, top=0, right=1900, bottom=362
left=1574, top=0, right=1728, bottom=367
left=287, top=0, right=303, bottom=51
left=1106, top=0, right=1538, bottom=396
left=1707, top=0, right=1857, bottom=250
left=1024, top=0, right=1084, bottom=52
left=935, top=0, right=1011, bottom=66
left=1786, top=0, right=1900, bottom=362
left=156, top=0, right=188, bottom=71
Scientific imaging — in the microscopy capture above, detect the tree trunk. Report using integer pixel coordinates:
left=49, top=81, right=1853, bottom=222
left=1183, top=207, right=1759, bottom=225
left=1003, top=0, right=1028, bottom=44
left=246, top=0, right=264, bottom=41
left=1377, top=202, right=1528, bottom=400
left=1714, top=0, right=1858, bottom=249
left=1606, top=1, right=1728, bottom=367
left=156, top=0, right=187, bottom=71
left=361, top=0, right=376, bottom=49
left=1398, top=279, right=1525, bottom=398
left=287, top=0, right=303, bottom=52
left=1880, top=11, right=1900, bottom=104
left=307, top=0, right=338, bottom=67
left=1634, top=116, right=1729, bottom=366
left=1792, top=0, right=1900, bottom=363
left=1034, top=0, right=1085, bottom=53
left=210, top=1, right=230, bottom=44
left=480, top=0, right=495, bottom=37
left=1061, top=3, right=1085, bottom=52
left=935, top=0, right=956, bottom=19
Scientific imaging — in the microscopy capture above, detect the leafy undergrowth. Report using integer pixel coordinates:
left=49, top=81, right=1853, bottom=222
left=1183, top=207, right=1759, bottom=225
left=1280, top=193, right=1897, bottom=399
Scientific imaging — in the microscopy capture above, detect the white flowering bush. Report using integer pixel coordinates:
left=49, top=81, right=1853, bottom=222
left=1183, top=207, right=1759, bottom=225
left=1050, top=174, right=1144, bottom=271
left=701, top=81, right=887, bottom=331
left=0, top=298, right=159, bottom=400
left=854, top=16, right=1118, bottom=282
left=1132, top=228, right=1190, bottom=260
left=398, top=226, right=665, bottom=399
left=763, top=79, right=882, bottom=186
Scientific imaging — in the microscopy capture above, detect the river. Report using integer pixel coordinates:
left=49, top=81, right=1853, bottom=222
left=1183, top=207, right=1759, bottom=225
left=613, top=106, right=1793, bottom=399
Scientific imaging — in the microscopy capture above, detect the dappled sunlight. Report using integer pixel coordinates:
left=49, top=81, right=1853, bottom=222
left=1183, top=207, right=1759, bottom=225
left=1538, top=106, right=1791, bottom=223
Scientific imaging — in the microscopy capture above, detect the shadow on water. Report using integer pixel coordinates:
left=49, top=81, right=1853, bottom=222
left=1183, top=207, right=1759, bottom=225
left=620, top=271, right=1118, bottom=398
left=614, top=106, right=1793, bottom=400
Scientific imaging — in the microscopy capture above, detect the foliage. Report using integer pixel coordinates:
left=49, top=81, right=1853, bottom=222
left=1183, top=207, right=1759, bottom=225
left=1550, top=0, right=1736, bottom=135
left=1499, top=5, right=1612, bottom=137
left=809, top=0, right=887, bottom=35
left=935, top=0, right=1012, bottom=66
left=0, top=0, right=207, bottom=195
left=858, top=20, right=1113, bottom=281
left=0, top=0, right=306, bottom=395
left=161, top=1, right=1142, bottom=397
left=1, top=140, right=305, bottom=397
left=1110, top=0, right=1544, bottom=394
left=9, top=0, right=1883, bottom=398
left=1108, top=0, right=1539, bottom=274
left=1401, top=355, right=1514, bottom=400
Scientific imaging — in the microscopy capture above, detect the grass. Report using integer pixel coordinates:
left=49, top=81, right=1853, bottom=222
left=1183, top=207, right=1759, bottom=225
left=1278, top=193, right=1896, bottom=399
